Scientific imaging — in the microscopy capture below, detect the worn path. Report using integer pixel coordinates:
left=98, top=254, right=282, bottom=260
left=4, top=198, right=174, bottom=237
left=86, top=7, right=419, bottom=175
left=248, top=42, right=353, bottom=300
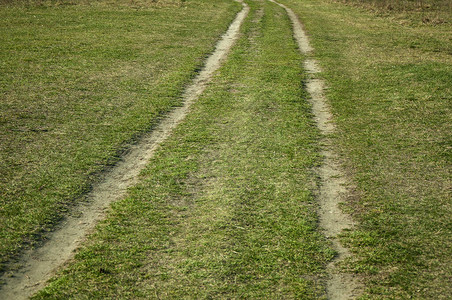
left=270, top=0, right=362, bottom=298
left=0, top=2, right=249, bottom=299
left=1, top=0, right=361, bottom=298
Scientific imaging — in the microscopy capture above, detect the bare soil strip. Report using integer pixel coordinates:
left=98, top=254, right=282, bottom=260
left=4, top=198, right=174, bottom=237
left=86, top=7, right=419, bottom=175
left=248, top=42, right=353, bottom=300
left=0, top=2, right=249, bottom=299
left=269, top=0, right=362, bottom=298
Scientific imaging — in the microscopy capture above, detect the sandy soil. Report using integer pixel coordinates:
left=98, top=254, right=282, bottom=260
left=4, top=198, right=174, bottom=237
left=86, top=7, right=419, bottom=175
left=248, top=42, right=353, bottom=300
left=0, top=2, right=249, bottom=299
left=269, top=0, right=363, bottom=299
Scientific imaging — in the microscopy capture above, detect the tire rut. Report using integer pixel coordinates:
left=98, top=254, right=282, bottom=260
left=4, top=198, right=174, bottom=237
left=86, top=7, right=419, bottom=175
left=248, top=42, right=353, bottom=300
left=0, top=2, right=249, bottom=299
left=269, top=0, right=363, bottom=299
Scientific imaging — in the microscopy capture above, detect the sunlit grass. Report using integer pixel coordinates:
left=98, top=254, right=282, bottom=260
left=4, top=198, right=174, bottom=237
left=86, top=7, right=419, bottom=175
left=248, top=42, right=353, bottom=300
left=0, top=0, right=241, bottom=273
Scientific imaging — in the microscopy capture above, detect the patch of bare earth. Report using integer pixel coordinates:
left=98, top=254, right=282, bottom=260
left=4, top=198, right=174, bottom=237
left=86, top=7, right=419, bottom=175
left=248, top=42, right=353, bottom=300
left=0, top=2, right=249, bottom=299
left=269, top=0, right=363, bottom=299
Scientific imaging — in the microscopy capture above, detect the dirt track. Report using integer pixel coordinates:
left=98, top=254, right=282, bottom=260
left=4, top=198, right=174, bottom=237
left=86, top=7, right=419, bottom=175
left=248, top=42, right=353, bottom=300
left=270, top=0, right=362, bottom=298
left=0, top=1, right=360, bottom=298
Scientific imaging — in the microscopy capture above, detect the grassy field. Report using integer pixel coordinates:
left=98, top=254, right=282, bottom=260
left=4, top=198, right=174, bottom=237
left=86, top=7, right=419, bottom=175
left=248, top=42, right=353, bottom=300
left=282, top=0, right=451, bottom=298
left=0, top=0, right=241, bottom=273
left=337, top=0, right=452, bottom=25
left=33, top=0, right=335, bottom=298
left=3, top=0, right=450, bottom=298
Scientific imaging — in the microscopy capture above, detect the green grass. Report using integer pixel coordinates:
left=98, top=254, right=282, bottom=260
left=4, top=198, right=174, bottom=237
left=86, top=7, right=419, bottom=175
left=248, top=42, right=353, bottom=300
left=33, top=0, right=334, bottom=298
left=4, top=0, right=449, bottom=297
left=281, top=0, right=451, bottom=298
left=0, top=0, right=185, bottom=8
left=0, top=0, right=241, bottom=273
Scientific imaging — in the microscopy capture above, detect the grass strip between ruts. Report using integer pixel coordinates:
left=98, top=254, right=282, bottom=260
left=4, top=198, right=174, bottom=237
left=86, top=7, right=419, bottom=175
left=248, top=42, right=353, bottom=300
left=0, top=0, right=241, bottom=272
left=33, top=0, right=334, bottom=298
left=281, top=0, right=451, bottom=298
